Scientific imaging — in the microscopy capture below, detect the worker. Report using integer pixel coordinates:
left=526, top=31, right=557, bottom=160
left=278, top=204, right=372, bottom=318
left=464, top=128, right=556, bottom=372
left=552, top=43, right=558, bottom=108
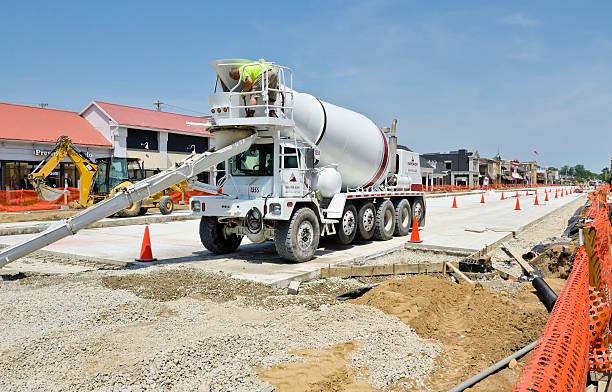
left=21, top=175, right=29, bottom=190
left=229, top=60, right=279, bottom=117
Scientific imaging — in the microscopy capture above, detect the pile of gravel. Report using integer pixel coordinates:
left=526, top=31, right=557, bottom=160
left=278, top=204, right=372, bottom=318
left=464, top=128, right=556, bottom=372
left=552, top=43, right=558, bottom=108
left=0, top=270, right=440, bottom=391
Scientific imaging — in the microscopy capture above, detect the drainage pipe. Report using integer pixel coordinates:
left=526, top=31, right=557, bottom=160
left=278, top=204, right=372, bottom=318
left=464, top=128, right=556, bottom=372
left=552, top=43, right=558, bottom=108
left=531, top=277, right=557, bottom=312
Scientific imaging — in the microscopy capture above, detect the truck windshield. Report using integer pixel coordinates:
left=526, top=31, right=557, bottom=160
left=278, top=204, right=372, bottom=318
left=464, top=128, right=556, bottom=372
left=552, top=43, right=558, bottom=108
left=231, top=144, right=274, bottom=176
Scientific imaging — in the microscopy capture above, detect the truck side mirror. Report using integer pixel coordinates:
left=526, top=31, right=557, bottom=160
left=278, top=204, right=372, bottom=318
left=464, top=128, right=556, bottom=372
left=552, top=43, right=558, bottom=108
left=305, top=148, right=315, bottom=169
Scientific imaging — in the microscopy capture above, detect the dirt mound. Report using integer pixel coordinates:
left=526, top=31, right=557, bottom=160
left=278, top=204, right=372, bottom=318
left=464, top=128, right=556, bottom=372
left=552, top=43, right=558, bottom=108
left=353, top=275, right=549, bottom=391
left=529, top=243, right=577, bottom=278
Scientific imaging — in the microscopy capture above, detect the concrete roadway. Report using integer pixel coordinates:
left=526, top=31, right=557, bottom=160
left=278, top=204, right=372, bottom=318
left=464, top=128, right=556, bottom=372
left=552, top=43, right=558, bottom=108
left=0, top=187, right=584, bottom=286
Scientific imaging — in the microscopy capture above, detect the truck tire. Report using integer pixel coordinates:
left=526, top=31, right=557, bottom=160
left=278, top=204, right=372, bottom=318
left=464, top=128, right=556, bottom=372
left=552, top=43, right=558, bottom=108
left=159, top=196, right=174, bottom=215
left=275, top=207, right=320, bottom=263
left=138, top=207, right=148, bottom=216
left=115, top=200, right=143, bottom=218
left=393, top=199, right=411, bottom=236
left=336, top=204, right=357, bottom=245
left=356, top=202, right=376, bottom=240
left=199, top=217, right=242, bottom=254
left=412, top=198, right=426, bottom=226
left=374, top=200, right=395, bottom=241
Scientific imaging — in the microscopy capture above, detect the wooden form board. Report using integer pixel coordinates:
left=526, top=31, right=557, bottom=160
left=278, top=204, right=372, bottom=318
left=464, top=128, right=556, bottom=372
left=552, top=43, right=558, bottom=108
left=320, top=262, right=445, bottom=279
left=502, top=243, right=535, bottom=274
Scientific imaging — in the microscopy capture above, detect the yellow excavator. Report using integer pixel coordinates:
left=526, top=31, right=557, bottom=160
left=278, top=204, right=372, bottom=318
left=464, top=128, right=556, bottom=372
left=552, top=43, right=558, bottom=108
left=29, top=136, right=186, bottom=217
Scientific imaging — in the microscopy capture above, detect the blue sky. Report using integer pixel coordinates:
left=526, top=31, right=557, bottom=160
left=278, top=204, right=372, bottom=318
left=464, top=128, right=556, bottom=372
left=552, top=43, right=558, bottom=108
left=1, top=1, right=611, bottom=172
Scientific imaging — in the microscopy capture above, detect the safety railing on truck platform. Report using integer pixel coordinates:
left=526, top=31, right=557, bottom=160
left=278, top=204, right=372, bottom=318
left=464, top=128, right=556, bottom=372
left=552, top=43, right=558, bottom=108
left=214, top=61, right=294, bottom=120
left=513, top=185, right=612, bottom=391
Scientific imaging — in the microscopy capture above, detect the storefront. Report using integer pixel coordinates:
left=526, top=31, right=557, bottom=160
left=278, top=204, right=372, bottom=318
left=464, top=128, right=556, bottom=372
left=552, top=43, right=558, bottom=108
left=0, top=103, right=113, bottom=190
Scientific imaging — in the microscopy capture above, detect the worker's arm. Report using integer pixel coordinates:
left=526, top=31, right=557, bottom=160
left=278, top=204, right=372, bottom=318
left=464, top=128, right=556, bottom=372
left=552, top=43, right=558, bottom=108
left=242, top=76, right=253, bottom=92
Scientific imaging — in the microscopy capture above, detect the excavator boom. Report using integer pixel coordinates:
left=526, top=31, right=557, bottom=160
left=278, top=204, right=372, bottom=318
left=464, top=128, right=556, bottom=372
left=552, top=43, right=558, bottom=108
left=0, top=133, right=256, bottom=267
left=28, top=136, right=98, bottom=207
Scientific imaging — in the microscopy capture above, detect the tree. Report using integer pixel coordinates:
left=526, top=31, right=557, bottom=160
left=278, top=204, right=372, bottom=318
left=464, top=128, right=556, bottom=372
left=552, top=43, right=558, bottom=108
left=559, top=165, right=570, bottom=175
left=601, top=167, right=611, bottom=182
left=573, top=164, right=587, bottom=178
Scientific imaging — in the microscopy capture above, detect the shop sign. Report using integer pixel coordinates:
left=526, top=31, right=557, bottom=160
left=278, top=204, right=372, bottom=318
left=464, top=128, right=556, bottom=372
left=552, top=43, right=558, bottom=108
left=34, top=149, right=93, bottom=158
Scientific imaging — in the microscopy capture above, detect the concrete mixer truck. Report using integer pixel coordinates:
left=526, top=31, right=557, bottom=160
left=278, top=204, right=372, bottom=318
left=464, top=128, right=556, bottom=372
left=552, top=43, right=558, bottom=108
left=191, top=60, right=426, bottom=262
left=0, top=59, right=425, bottom=267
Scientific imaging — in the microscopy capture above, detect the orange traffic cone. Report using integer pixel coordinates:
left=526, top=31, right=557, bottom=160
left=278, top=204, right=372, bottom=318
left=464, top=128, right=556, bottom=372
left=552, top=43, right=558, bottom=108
left=501, top=191, right=505, bottom=200
left=544, top=191, right=549, bottom=202
left=534, top=192, right=539, bottom=205
left=480, top=193, right=485, bottom=204
left=451, top=196, right=457, bottom=208
left=408, top=214, right=422, bottom=243
left=514, top=196, right=521, bottom=210
left=515, top=191, right=519, bottom=199
left=526, top=190, right=529, bottom=196
left=136, top=225, right=157, bottom=262
left=555, top=189, right=558, bottom=198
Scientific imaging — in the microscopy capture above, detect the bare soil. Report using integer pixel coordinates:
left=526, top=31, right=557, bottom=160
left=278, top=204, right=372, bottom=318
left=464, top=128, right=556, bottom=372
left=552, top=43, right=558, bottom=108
left=353, top=275, right=550, bottom=391
left=259, top=342, right=375, bottom=392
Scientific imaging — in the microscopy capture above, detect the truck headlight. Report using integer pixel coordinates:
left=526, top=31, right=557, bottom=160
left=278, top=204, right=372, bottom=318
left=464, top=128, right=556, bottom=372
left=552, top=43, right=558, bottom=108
left=191, top=200, right=201, bottom=212
left=269, top=203, right=281, bottom=215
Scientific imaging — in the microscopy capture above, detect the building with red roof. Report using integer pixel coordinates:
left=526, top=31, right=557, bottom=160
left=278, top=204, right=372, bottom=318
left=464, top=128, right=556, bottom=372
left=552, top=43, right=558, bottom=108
left=0, top=102, right=113, bottom=190
left=80, top=101, right=212, bottom=179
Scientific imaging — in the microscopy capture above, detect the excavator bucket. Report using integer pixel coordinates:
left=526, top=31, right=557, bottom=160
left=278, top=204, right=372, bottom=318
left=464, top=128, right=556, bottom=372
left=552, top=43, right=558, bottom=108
left=35, top=183, right=68, bottom=201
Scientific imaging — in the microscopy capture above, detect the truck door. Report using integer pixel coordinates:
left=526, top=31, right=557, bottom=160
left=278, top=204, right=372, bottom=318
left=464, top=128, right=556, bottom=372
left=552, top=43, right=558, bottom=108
left=280, top=146, right=305, bottom=197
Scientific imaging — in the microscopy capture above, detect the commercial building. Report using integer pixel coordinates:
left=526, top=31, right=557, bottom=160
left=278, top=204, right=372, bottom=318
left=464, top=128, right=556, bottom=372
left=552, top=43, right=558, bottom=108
left=0, top=103, right=113, bottom=190
left=80, top=101, right=212, bottom=181
left=421, top=149, right=481, bottom=187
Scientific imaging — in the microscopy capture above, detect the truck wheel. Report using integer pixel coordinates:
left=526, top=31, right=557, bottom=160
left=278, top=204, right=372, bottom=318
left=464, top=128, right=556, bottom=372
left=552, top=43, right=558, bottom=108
left=393, top=199, right=411, bottom=236
left=356, top=202, right=376, bottom=240
left=159, top=196, right=174, bottom=215
left=412, top=198, right=426, bottom=226
left=336, top=204, right=357, bottom=245
left=275, top=207, right=320, bottom=263
left=138, top=207, right=149, bottom=216
left=374, top=200, right=395, bottom=241
left=199, top=217, right=242, bottom=254
left=115, top=200, right=143, bottom=218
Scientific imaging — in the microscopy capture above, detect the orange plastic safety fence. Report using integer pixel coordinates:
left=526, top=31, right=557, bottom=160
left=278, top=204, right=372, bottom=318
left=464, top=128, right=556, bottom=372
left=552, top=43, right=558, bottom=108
left=167, top=190, right=216, bottom=204
left=0, top=188, right=81, bottom=212
left=513, top=186, right=612, bottom=391
left=513, top=247, right=591, bottom=391
left=426, top=183, right=569, bottom=193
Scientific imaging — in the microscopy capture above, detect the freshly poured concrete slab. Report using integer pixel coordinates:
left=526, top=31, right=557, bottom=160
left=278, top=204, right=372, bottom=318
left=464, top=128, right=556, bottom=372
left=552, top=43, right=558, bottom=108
left=0, top=188, right=585, bottom=286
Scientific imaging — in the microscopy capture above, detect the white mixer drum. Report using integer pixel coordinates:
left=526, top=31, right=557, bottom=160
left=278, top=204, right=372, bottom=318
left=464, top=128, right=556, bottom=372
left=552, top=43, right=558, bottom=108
left=292, top=93, right=389, bottom=190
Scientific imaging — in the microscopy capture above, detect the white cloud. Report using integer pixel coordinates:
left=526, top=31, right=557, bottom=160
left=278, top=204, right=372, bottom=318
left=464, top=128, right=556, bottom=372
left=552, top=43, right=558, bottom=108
left=501, top=13, right=540, bottom=27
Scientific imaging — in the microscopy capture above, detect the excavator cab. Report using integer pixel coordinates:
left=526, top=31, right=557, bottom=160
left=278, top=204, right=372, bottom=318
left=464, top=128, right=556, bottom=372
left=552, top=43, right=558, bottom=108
left=93, top=157, right=144, bottom=196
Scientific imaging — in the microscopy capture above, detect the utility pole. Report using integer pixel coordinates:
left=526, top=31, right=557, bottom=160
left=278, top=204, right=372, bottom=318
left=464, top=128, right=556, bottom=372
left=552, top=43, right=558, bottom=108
left=153, top=100, right=164, bottom=111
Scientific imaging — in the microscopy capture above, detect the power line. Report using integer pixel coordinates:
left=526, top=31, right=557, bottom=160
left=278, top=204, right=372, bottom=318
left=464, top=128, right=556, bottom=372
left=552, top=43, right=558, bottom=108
left=161, top=103, right=209, bottom=116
